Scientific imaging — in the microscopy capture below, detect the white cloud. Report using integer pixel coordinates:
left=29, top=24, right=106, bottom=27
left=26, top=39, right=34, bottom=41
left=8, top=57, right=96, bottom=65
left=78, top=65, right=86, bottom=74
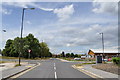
left=3, top=2, right=54, bottom=11
left=25, top=21, right=32, bottom=25
left=0, top=8, right=12, bottom=15
left=53, top=4, right=74, bottom=21
left=92, top=2, right=118, bottom=15
left=3, top=2, right=74, bottom=21
left=2, top=0, right=38, bottom=2
left=93, top=0, right=119, bottom=2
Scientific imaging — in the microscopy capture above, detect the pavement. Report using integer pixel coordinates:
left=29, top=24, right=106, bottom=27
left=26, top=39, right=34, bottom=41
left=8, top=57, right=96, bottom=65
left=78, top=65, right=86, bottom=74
left=0, top=63, right=16, bottom=71
left=1, top=62, right=38, bottom=80
left=73, top=64, right=119, bottom=79
left=83, top=64, right=118, bottom=78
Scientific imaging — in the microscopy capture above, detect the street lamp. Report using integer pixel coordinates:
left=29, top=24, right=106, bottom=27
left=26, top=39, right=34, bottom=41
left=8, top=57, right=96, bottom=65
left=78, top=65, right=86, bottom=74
left=2, top=29, right=6, bottom=56
left=2, top=30, right=6, bottom=32
left=19, top=8, right=35, bottom=66
left=99, top=32, right=105, bottom=63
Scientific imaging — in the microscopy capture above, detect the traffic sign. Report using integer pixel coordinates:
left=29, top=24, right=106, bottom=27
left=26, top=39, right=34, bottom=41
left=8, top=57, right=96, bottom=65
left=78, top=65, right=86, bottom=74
left=28, top=49, right=31, bottom=53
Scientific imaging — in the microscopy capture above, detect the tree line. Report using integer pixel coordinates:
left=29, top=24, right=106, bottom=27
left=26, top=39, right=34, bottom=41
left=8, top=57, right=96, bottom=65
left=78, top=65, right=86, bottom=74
left=57, top=51, right=81, bottom=58
left=2, top=34, right=52, bottom=58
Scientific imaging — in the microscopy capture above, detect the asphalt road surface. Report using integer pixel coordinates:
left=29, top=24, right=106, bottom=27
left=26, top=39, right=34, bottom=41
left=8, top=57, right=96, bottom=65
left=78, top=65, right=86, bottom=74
left=12, top=58, right=95, bottom=80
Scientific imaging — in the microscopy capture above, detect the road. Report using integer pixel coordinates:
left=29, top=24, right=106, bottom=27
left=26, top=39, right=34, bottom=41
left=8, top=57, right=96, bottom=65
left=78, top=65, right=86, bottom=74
left=11, top=58, right=95, bottom=80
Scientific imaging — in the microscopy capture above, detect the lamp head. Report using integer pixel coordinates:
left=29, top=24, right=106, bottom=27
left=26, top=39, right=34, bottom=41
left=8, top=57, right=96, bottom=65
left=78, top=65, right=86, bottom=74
left=24, top=8, right=35, bottom=10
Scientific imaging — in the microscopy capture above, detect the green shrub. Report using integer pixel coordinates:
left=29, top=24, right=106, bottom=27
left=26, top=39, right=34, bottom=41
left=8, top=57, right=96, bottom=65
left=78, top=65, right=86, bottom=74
left=15, top=64, right=21, bottom=67
left=112, top=57, right=120, bottom=65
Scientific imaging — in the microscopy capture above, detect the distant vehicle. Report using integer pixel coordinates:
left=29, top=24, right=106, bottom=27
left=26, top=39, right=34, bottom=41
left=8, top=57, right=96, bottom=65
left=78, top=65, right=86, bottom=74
left=50, top=58, right=54, bottom=60
left=108, top=58, right=112, bottom=61
left=81, top=56, right=86, bottom=59
left=74, top=58, right=81, bottom=60
left=102, top=59, right=108, bottom=62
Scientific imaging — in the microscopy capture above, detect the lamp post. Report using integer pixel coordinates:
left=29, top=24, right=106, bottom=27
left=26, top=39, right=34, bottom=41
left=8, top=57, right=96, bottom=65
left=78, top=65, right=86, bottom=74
left=2, top=30, right=6, bottom=56
left=19, top=8, right=35, bottom=66
left=99, top=33, right=105, bottom=63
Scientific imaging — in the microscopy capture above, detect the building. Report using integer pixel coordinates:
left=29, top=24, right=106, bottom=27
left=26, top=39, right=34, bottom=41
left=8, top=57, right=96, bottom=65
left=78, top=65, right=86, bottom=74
left=88, top=49, right=120, bottom=59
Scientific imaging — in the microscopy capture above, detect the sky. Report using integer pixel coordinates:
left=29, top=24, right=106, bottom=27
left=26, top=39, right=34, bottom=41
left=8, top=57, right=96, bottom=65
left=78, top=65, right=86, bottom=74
left=0, top=0, right=119, bottom=54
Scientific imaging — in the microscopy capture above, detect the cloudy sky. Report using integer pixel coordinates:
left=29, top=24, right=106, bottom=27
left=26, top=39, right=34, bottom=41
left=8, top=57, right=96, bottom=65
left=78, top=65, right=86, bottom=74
left=1, top=0, right=119, bottom=54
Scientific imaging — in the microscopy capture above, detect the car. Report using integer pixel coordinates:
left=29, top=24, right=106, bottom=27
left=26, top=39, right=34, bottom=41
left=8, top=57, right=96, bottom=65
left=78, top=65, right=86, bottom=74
left=74, top=58, right=81, bottom=60
left=108, top=58, right=112, bottom=61
left=102, top=59, right=108, bottom=62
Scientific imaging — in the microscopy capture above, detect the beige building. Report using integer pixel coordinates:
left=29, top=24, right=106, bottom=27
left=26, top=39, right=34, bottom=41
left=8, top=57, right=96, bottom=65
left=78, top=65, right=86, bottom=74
left=88, top=49, right=120, bottom=58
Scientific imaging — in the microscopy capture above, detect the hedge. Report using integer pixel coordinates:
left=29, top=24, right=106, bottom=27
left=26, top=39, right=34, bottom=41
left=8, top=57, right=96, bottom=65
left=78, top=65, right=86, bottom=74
left=112, top=57, right=120, bottom=65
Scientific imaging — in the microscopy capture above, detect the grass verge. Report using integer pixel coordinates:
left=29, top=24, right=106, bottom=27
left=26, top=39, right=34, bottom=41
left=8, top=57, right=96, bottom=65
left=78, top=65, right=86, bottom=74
left=75, top=62, right=96, bottom=66
left=0, top=56, right=50, bottom=60
left=0, top=61, right=6, bottom=63
left=60, top=57, right=85, bottom=61
left=15, top=64, right=21, bottom=67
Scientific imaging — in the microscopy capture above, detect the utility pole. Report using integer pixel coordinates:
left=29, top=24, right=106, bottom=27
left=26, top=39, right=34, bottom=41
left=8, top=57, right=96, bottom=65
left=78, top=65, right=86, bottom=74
left=100, top=33, right=105, bottom=63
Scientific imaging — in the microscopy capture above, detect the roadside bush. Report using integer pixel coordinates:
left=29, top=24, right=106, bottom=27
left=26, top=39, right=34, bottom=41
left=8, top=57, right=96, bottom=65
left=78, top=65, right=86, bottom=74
left=112, top=57, right=120, bottom=65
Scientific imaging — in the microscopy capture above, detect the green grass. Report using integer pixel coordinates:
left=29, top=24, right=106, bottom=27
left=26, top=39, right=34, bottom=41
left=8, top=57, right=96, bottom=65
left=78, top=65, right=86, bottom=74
left=0, top=56, right=19, bottom=59
left=14, top=64, right=21, bottom=67
left=60, top=57, right=86, bottom=61
left=0, top=61, right=6, bottom=63
left=75, top=62, right=96, bottom=66
left=0, top=56, right=50, bottom=60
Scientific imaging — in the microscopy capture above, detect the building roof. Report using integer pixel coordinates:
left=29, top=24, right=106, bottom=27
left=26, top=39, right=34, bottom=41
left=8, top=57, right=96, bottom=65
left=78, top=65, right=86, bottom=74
left=90, top=49, right=120, bottom=54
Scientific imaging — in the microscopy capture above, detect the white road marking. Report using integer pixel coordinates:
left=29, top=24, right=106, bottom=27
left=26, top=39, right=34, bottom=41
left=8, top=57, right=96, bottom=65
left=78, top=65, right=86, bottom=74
left=54, top=63, right=57, bottom=79
left=54, top=66, right=56, bottom=70
left=55, top=71, right=57, bottom=79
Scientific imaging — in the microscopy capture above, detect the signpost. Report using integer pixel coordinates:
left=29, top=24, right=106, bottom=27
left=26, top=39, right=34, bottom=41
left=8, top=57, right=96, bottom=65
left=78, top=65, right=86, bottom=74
left=28, top=49, right=31, bottom=59
left=28, top=49, right=31, bottom=64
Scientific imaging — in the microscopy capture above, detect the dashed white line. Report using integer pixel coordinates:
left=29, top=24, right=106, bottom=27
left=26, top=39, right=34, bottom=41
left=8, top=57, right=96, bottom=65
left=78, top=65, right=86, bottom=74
left=54, top=63, right=57, bottom=79
left=55, top=71, right=57, bottom=79
left=54, top=66, right=56, bottom=70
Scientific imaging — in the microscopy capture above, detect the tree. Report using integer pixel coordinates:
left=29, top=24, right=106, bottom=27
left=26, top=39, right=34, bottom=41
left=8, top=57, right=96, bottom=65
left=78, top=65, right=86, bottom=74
left=66, top=53, right=71, bottom=57
left=74, top=54, right=78, bottom=57
left=24, top=34, right=40, bottom=58
left=2, top=39, right=13, bottom=56
left=70, top=53, right=74, bottom=57
left=39, top=42, right=50, bottom=57
left=2, top=33, right=52, bottom=58
left=61, top=51, right=65, bottom=57
left=13, top=37, right=21, bottom=57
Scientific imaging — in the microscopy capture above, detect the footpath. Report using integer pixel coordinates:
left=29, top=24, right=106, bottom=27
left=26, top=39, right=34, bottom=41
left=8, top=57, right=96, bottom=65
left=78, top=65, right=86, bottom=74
left=73, top=64, right=119, bottom=80
left=0, top=62, right=39, bottom=80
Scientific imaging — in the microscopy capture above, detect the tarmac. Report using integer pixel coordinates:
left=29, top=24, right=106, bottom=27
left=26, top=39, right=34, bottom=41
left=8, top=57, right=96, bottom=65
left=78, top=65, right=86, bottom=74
left=0, top=59, right=119, bottom=80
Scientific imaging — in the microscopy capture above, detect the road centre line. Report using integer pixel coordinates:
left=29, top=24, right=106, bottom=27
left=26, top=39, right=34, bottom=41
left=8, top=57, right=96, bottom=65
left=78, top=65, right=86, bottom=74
left=54, top=63, right=55, bottom=67
left=54, top=66, right=56, bottom=70
left=54, top=63, right=57, bottom=79
left=55, top=71, right=57, bottom=79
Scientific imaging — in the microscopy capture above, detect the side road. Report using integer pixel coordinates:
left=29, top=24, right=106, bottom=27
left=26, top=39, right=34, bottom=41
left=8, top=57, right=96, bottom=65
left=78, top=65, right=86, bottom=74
left=1, top=62, right=40, bottom=80
left=73, top=64, right=118, bottom=79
